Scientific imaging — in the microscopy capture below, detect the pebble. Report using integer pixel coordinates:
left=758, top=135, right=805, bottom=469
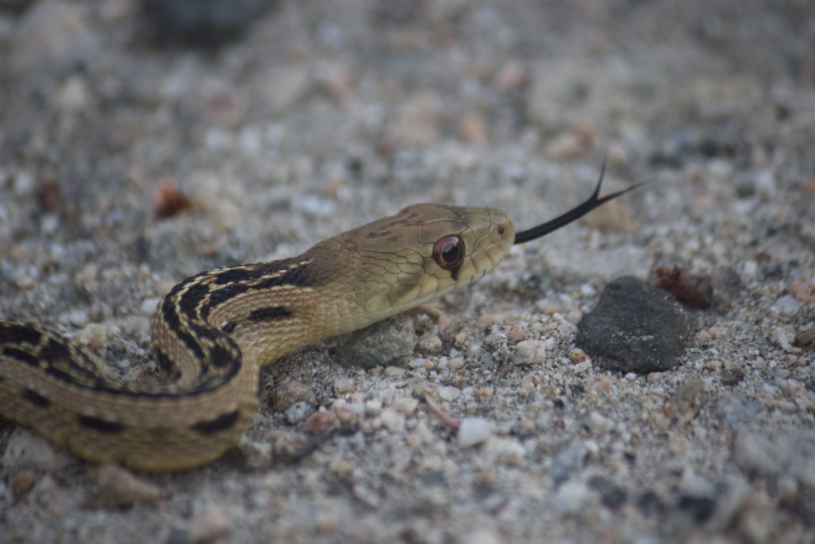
left=788, top=280, right=812, bottom=303
left=437, top=385, right=461, bottom=401
left=238, top=437, right=272, bottom=470
left=408, top=357, right=426, bottom=368
left=2, top=428, right=73, bottom=470
left=379, top=409, right=406, bottom=434
left=140, top=297, right=161, bottom=316
left=95, top=465, right=161, bottom=508
left=585, top=411, right=614, bottom=434
left=75, top=322, right=109, bottom=350
left=364, top=400, right=382, bottom=416
left=59, top=308, right=88, bottom=327
left=774, top=294, right=802, bottom=315
left=476, top=313, right=505, bottom=331
left=482, top=437, right=525, bottom=465
left=187, top=505, right=230, bottom=544
left=334, top=378, right=355, bottom=395
left=306, top=411, right=337, bottom=434
left=511, top=340, right=547, bottom=365
left=384, top=366, right=406, bottom=378
left=333, top=404, right=358, bottom=424
left=569, top=348, right=588, bottom=363
left=448, top=356, right=465, bottom=370
left=507, top=324, right=525, bottom=341
left=572, top=361, right=592, bottom=375
left=284, top=401, right=315, bottom=424
left=575, top=276, right=693, bottom=374
left=393, top=397, right=419, bottom=416
left=550, top=480, right=591, bottom=516
left=457, top=418, right=492, bottom=448
left=11, top=0, right=95, bottom=74
left=272, top=381, right=316, bottom=412
left=10, top=470, right=37, bottom=497
left=335, top=315, right=416, bottom=369
left=417, top=331, right=442, bottom=353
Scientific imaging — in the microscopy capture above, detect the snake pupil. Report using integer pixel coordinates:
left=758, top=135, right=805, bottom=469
left=432, top=236, right=464, bottom=271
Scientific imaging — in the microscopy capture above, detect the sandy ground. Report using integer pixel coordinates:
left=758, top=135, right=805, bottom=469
left=1, top=1, right=814, bottom=543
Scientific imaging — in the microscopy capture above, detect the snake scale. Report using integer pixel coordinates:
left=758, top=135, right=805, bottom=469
left=0, top=167, right=640, bottom=470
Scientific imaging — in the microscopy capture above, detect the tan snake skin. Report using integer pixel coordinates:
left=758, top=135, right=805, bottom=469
left=0, top=204, right=514, bottom=470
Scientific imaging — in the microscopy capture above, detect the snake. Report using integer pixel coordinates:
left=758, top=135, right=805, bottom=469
left=0, top=167, right=640, bottom=471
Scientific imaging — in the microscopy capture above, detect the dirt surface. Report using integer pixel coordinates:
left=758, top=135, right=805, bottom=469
left=1, top=1, right=815, bottom=543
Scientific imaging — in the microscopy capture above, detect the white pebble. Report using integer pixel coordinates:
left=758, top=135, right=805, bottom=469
left=458, top=417, right=492, bottom=448
left=393, top=397, right=419, bottom=416
left=408, top=358, right=426, bottom=368
left=188, top=505, right=230, bottom=544
left=437, top=386, right=461, bottom=401
left=364, top=400, right=382, bottom=416
left=140, top=298, right=161, bottom=316
left=512, top=340, right=547, bottom=365
left=379, top=409, right=406, bottom=434
left=448, top=357, right=465, bottom=370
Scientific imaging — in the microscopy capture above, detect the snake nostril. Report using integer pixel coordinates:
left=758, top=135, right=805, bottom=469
left=498, top=226, right=505, bottom=235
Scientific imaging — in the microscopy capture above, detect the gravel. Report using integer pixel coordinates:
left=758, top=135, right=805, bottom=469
left=1, top=1, right=814, bottom=543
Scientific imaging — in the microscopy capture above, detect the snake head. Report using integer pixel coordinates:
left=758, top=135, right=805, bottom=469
left=316, top=203, right=515, bottom=320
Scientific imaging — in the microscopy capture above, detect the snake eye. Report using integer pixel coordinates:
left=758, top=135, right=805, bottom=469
left=432, top=236, right=465, bottom=271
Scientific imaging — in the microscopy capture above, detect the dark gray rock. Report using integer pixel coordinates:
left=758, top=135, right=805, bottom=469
left=334, top=313, right=416, bottom=370
left=575, top=276, right=694, bottom=374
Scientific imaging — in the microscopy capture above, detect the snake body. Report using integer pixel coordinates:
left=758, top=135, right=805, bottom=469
left=0, top=204, right=514, bottom=470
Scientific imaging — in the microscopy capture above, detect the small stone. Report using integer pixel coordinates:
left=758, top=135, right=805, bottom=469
left=10, top=470, right=37, bottom=497
left=519, top=375, right=535, bottom=395
left=482, top=437, right=526, bottom=466
left=393, top=397, right=419, bottom=416
left=437, top=386, right=461, bottom=401
left=457, top=417, right=492, bottom=448
left=75, top=323, right=109, bottom=350
left=358, top=401, right=380, bottom=418
left=569, top=348, right=588, bottom=363
left=507, top=324, right=525, bottom=341
left=334, top=378, right=355, bottom=395
left=315, top=510, right=341, bottom=535
left=238, top=437, right=272, bottom=470
left=694, top=330, right=713, bottom=346
left=475, top=387, right=493, bottom=402
left=60, top=309, right=88, bottom=327
left=575, top=276, right=694, bottom=374
left=96, top=465, right=161, bottom=508
left=12, top=0, right=96, bottom=74
left=407, top=357, right=426, bottom=368
left=379, top=409, right=406, bottom=434
left=586, top=376, right=612, bottom=392
left=460, top=528, right=501, bottom=544
left=417, top=331, right=442, bottom=353
left=140, top=297, right=161, bottom=316
left=188, top=505, right=230, bottom=544
left=333, top=404, right=357, bottom=424
left=512, top=340, right=547, bottom=365
left=384, top=366, right=406, bottom=378
left=2, top=428, right=73, bottom=470
left=551, top=480, right=591, bottom=516
left=573, top=360, right=592, bottom=375
left=585, top=411, right=614, bottom=434
left=476, top=313, right=505, bottom=331
left=788, top=280, right=812, bottom=303
left=306, top=411, right=337, bottom=434
left=272, top=381, right=317, bottom=412
left=494, top=60, right=527, bottom=91
left=775, top=294, right=802, bottom=315
left=284, top=401, right=315, bottom=424
left=448, top=357, right=465, bottom=370
left=565, top=310, right=583, bottom=324
left=352, top=483, right=380, bottom=508
left=335, top=314, right=416, bottom=369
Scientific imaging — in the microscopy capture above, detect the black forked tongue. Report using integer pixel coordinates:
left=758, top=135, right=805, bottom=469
left=513, top=161, right=648, bottom=245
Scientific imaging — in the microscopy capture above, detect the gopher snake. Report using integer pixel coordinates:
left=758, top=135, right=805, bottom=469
left=0, top=169, right=639, bottom=470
